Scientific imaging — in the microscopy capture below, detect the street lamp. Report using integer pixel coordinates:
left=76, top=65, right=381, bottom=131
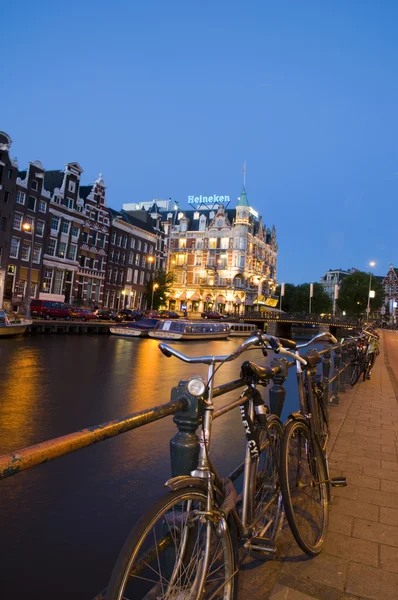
left=366, top=261, right=376, bottom=322
left=22, top=221, right=34, bottom=319
left=151, top=282, right=159, bottom=310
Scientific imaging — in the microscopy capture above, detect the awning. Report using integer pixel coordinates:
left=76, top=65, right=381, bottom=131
left=203, top=293, right=214, bottom=301
left=234, top=297, right=242, bottom=305
left=179, top=292, right=187, bottom=300
left=216, top=295, right=226, bottom=303
left=19, top=267, right=39, bottom=283
left=189, top=292, right=200, bottom=301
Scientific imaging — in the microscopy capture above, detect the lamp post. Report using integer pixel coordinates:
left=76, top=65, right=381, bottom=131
left=151, top=282, right=159, bottom=310
left=366, top=261, right=376, bottom=322
left=22, top=221, right=34, bottom=319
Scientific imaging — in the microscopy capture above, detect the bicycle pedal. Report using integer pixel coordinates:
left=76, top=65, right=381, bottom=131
left=331, top=476, right=347, bottom=487
left=249, top=537, right=276, bottom=555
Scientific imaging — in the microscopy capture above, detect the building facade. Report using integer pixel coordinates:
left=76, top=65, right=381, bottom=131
left=163, top=189, right=278, bottom=314
left=319, top=268, right=357, bottom=300
left=382, top=265, right=398, bottom=324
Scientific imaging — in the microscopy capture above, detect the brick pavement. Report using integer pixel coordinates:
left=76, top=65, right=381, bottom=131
left=239, top=330, right=398, bottom=600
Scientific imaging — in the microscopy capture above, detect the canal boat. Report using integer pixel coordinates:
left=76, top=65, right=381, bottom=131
left=0, top=311, right=32, bottom=337
left=109, top=318, right=159, bottom=338
left=225, top=322, right=258, bottom=337
left=148, top=320, right=230, bottom=341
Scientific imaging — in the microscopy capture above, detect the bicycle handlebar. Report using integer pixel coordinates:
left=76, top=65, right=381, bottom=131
left=158, top=330, right=337, bottom=366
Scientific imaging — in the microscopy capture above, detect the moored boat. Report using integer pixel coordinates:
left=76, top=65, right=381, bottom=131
left=148, top=320, right=230, bottom=341
left=225, top=322, right=258, bottom=337
left=0, top=311, right=31, bottom=337
left=110, top=318, right=159, bottom=338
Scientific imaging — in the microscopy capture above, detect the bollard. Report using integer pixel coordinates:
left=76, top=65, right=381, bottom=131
left=269, top=358, right=289, bottom=418
left=322, top=349, right=331, bottom=409
left=170, top=380, right=201, bottom=477
left=331, top=346, right=341, bottom=404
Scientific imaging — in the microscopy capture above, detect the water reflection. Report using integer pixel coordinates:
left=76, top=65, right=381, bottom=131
left=0, top=335, right=329, bottom=600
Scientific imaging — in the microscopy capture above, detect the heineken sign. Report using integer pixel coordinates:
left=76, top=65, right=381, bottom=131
left=188, top=195, right=230, bottom=205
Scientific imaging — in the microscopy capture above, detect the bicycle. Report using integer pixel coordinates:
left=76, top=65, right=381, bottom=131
left=105, top=331, right=342, bottom=599
left=275, top=333, right=347, bottom=556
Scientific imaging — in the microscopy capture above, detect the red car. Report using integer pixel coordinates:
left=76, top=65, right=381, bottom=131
left=158, top=310, right=180, bottom=319
left=201, top=311, right=224, bottom=319
left=69, top=308, right=98, bottom=321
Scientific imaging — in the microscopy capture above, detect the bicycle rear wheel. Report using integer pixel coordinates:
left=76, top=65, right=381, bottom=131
left=279, top=419, right=329, bottom=556
left=350, top=362, right=361, bottom=386
left=106, top=487, right=237, bottom=600
left=314, top=387, right=329, bottom=453
left=249, top=415, right=284, bottom=548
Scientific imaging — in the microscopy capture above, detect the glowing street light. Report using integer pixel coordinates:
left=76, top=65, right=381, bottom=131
left=367, top=261, right=376, bottom=322
left=22, top=221, right=34, bottom=319
left=151, top=282, right=159, bottom=310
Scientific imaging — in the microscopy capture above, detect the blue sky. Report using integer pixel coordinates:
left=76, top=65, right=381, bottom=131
left=3, top=1, right=398, bottom=283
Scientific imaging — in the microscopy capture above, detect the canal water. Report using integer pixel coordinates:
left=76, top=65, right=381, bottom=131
left=0, top=334, right=325, bottom=600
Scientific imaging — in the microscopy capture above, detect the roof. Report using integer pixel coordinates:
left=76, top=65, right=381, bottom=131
left=44, top=170, right=64, bottom=192
left=110, top=208, right=156, bottom=235
left=149, top=201, right=160, bottom=214
left=236, top=187, right=249, bottom=207
left=79, top=185, right=92, bottom=200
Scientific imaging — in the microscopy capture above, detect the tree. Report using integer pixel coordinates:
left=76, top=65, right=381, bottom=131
left=145, top=270, right=176, bottom=310
left=337, top=271, right=384, bottom=318
left=276, top=283, right=332, bottom=314
left=275, top=283, right=296, bottom=312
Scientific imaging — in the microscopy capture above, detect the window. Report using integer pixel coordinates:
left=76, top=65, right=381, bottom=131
left=66, top=198, right=74, bottom=209
left=47, top=238, right=57, bottom=257
left=122, top=235, right=127, bottom=248
left=239, top=256, right=245, bottom=268
left=17, top=191, right=25, bottom=205
left=58, top=242, right=67, bottom=258
left=33, top=244, right=42, bottom=263
left=21, top=244, right=31, bottom=261
left=4, top=192, right=10, bottom=204
left=141, top=255, right=146, bottom=267
left=119, top=271, right=123, bottom=285
left=39, top=200, right=47, bottom=213
left=53, top=270, right=64, bottom=295
left=143, top=242, right=148, bottom=253
left=0, top=217, right=6, bottom=232
left=71, top=226, right=79, bottom=239
left=133, top=270, right=138, bottom=284
left=116, top=234, right=121, bottom=247
left=111, top=232, right=116, bottom=244
left=221, top=237, right=229, bottom=249
left=35, top=220, right=44, bottom=237
left=106, top=269, right=112, bottom=283
left=104, top=290, right=110, bottom=307
left=91, top=232, right=97, bottom=246
left=194, top=212, right=200, bottom=220
left=42, top=268, right=53, bottom=292
left=140, top=271, right=145, bottom=285
left=196, top=239, right=203, bottom=249
left=137, top=240, right=142, bottom=251
left=7, top=169, right=12, bottom=179
left=126, top=268, right=132, bottom=282
left=31, top=180, right=38, bottom=191
left=130, top=238, right=135, bottom=249
left=135, top=254, right=140, bottom=266
left=121, top=253, right=126, bottom=266
left=50, top=215, right=60, bottom=232
left=27, top=196, right=36, bottom=211
left=195, top=255, right=202, bottom=266
left=112, top=270, right=118, bottom=284
left=114, top=250, right=120, bottom=263
left=82, top=231, right=88, bottom=243
left=99, top=233, right=105, bottom=248
left=61, top=221, right=70, bottom=235
left=68, top=181, right=76, bottom=193
left=194, top=272, right=200, bottom=284
left=67, top=245, right=77, bottom=261
left=149, top=245, right=153, bottom=255
left=15, top=280, right=26, bottom=296
left=199, top=216, right=207, bottom=231
left=13, top=213, right=23, bottom=230
left=10, top=237, right=20, bottom=258
left=97, top=257, right=103, bottom=271
left=128, top=251, right=134, bottom=264
left=179, top=238, right=186, bottom=249
left=209, top=238, right=217, bottom=249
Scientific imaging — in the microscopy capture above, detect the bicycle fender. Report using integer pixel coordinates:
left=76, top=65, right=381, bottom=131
left=164, top=475, right=208, bottom=492
left=286, top=412, right=308, bottom=426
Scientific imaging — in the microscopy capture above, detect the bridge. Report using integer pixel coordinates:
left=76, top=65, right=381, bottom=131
left=241, top=312, right=359, bottom=338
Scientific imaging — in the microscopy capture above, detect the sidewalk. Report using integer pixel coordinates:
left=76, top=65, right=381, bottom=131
left=239, top=330, right=398, bottom=600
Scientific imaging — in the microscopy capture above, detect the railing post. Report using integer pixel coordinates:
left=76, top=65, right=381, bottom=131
left=331, top=346, right=341, bottom=404
left=342, top=344, right=350, bottom=386
left=269, top=358, right=289, bottom=418
left=170, top=381, right=201, bottom=477
left=322, top=348, right=331, bottom=409
left=339, top=345, right=346, bottom=393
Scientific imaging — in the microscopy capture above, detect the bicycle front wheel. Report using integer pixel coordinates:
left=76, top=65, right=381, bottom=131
left=350, top=362, right=361, bottom=386
left=250, top=415, right=284, bottom=544
left=106, top=487, right=237, bottom=600
left=279, top=419, right=329, bottom=556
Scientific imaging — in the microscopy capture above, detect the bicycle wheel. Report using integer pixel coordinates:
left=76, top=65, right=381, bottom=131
left=314, top=387, right=329, bottom=453
left=279, top=419, right=329, bottom=556
left=350, top=361, right=361, bottom=386
left=249, top=415, right=284, bottom=547
left=106, top=487, right=237, bottom=600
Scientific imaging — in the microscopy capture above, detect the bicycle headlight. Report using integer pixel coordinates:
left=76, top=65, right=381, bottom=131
left=187, top=377, right=206, bottom=397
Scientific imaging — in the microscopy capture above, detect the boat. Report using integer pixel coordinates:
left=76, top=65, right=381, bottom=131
left=225, top=322, right=258, bottom=337
left=0, top=311, right=32, bottom=337
left=148, top=320, right=230, bottom=341
left=110, top=318, right=160, bottom=338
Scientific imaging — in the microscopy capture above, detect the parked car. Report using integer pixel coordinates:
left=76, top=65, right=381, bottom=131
left=114, top=309, right=143, bottom=322
left=69, top=308, right=98, bottom=321
left=95, top=308, right=117, bottom=320
left=201, top=311, right=225, bottom=319
left=30, top=300, right=71, bottom=320
left=158, top=310, right=180, bottom=319
left=143, top=309, right=160, bottom=318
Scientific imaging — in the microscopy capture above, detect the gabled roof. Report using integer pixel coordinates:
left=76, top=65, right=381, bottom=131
left=236, top=187, right=249, bottom=207
left=44, top=170, right=64, bottom=192
left=110, top=208, right=156, bottom=235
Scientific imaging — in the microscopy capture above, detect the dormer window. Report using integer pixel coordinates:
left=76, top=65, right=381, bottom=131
left=199, top=215, right=207, bottom=231
left=209, top=211, right=215, bottom=218
left=181, top=220, right=187, bottom=232
left=217, top=218, right=224, bottom=227
left=194, top=212, right=200, bottom=219
left=178, top=212, right=184, bottom=220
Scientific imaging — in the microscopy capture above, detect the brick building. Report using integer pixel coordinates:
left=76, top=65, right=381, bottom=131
left=0, top=132, right=18, bottom=309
